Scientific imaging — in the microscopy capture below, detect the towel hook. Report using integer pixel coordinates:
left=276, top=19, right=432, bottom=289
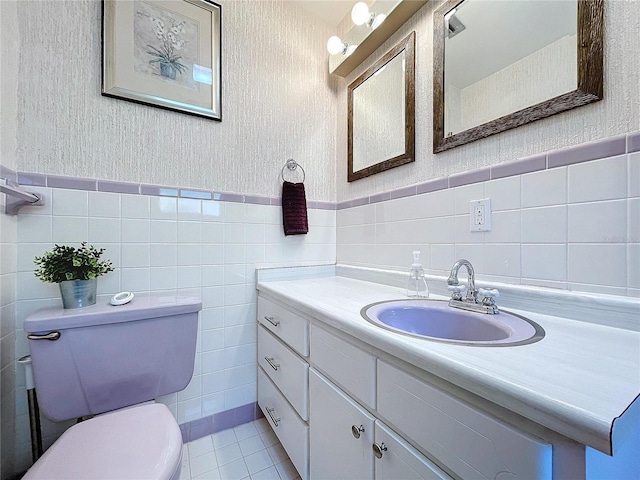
left=281, top=159, right=305, bottom=183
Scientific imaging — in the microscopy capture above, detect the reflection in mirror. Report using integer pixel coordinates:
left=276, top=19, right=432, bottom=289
left=352, top=52, right=406, bottom=172
left=348, top=31, right=415, bottom=182
left=433, top=0, right=603, bottom=153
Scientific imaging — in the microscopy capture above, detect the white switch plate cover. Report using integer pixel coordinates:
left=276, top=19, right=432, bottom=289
left=470, top=199, right=491, bottom=232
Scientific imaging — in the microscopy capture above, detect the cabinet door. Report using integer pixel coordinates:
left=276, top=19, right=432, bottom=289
left=374, top=421, right=451, bottom=480
left=310, top=368, right=375, bottom=480
left=378, top=360, right=552, bottom=480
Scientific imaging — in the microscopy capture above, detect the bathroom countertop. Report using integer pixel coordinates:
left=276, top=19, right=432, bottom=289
left=256, top=268, right=640, bottom=455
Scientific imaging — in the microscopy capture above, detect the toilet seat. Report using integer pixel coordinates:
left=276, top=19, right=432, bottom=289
left=23, top=403, right=183, bottom=480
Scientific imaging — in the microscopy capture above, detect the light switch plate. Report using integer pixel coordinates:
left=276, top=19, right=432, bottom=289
left=470, top=199, right=491, bottom=232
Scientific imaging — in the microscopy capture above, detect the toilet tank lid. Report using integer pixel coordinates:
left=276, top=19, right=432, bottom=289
left=24, top=295, right=202, bottom=333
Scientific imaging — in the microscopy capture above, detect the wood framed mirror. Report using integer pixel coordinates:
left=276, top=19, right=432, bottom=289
left=348, top=31, right=416, bottom=182
left=433, top=0, right=603, bottom=153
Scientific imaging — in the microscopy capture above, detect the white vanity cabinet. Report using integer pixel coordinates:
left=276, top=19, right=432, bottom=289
left=258, top=293, right=552, bottom=480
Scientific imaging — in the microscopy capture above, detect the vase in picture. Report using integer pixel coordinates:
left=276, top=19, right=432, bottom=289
left=160, top=62, right=177, bottom=80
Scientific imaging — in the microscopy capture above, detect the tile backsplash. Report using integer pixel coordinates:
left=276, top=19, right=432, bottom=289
left=337, top=150, right=639, bottom=297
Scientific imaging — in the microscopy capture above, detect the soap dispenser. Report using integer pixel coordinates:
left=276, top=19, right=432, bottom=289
left=407, top=251, right=429, bottom=298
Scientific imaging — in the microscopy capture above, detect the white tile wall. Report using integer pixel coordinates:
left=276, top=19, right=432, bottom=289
left=12, top=187, right=336, bottom=470
left=0, top=192, right=18, bottom=478
left=338, top=154, right=638, bottom=297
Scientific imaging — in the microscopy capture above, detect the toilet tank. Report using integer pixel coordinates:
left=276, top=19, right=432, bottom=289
left=24, top=295, right=201, bottom=422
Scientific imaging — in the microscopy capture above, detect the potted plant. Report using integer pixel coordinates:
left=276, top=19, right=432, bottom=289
left=34, top=243, right=114, bottom=309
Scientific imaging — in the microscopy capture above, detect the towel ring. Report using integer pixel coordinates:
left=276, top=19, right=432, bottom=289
left=281, top=159, right=305, bottom=183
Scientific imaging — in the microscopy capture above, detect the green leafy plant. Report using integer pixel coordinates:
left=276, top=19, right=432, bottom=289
left=34, top=243, right=114, bottom=283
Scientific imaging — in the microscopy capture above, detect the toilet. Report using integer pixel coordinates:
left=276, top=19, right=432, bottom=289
left=22, top=295, right=202, bottom=480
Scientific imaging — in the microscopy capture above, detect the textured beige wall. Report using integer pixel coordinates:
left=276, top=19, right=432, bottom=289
left=16, top=0, right=338, bottom=202
left=337, top=0, right=640, bottom=201
left=0, top=1, right=18, bottom=478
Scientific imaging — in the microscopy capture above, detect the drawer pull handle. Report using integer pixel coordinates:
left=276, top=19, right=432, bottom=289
left=266, top=407, right=281, bottom=427
left=351, top=425, right=365, bottom=439
left=372, top=442, right=387, bottom=459
left=264, top=316, right=280, bottom=327
left=264, top=356, right=280, bottom=371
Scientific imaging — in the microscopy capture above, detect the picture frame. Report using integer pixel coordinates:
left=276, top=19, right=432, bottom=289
left=102, top=0, right=222, bottom=121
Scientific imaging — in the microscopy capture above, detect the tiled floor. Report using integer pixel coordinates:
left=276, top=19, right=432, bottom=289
left=181, top=418, right=301, bottom=480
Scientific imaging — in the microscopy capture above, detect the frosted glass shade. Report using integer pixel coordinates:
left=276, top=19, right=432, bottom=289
left=327, top=36, right=345, bottom=55
left=351, top=2, right=370, bottom=26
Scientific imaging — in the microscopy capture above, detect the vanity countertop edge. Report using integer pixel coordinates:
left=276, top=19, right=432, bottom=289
left=255, top=265, right=640, bottom=456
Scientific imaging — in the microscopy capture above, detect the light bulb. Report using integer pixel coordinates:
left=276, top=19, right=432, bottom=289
left=326, top=36, right=346, bottom=55
left=371, top=13, right=386, bottom=29
left=351, top=2, right=370, bottom=26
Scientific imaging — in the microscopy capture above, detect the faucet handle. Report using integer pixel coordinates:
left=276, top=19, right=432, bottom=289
left=478, top=288, right=499, bottom=299
left=478, top=288, right=499, bottom=306
left=447, top=284, right=467, bottom=301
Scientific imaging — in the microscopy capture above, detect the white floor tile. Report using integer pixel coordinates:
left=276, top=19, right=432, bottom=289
left=266, top=443, right=288, bottom=464
left=244, top=448, right=274, bottom=476
left=258, top=429, right=279, bottom=448
left=211, top=428, right=238, bottom=449
left=234, top=422, right=259, bottom=441
left=190, top=453, right=219, bottom=478
left=250, top=465, right=280, bottom=480
left=215, top=441, right=243, bottom=466
left=253, top=418, right=270, bottom=434
left=192, top=467, right=221, bottom=480
left=180, top=463, right=191, bottom=480
left=239, top=434, right=266, bottom=457
left=274, top=459, right=300, bottom=480
left=218, top=458, right=250, bottom=480
left=188, top=435, right=214, bottom=459
left=185, top=421, right=284, bottom=480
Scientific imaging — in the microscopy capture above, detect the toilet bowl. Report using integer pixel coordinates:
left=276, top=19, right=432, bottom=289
left=23, top=404, right=183, bottom=480
left=22, top=295, right=201, bottom=479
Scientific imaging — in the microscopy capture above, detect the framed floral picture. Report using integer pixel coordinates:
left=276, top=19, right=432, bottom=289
left=102, top=0, right=222, bottom=120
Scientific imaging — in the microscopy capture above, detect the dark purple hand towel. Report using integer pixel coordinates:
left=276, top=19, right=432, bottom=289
left=282, top=181, right=308, bottom=236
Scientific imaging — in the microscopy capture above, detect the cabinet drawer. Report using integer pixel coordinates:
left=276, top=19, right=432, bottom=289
left=310, top=324, right=376, bottom=409
left=377, top=360, right=552, bottom=480
left=258, top=368, right=309, bottom=480
left=258, top=325, right=309, bottom=420
left=258, top=296, right=309, bottom=356
left=374, top=421, right=451, bottom=480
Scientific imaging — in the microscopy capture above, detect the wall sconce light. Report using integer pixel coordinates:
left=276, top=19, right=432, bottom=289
left=351, top=2, right=386, bottom=30
left=326, top=36, right=357, bottom=56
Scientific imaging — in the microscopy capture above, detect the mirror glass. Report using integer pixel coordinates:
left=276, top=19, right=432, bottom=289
left=349, top=31, right=415, bottom=182
left=433, top=0, right=603, bottom=153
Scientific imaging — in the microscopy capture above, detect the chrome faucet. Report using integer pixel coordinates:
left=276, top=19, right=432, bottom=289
left=447, top=259, right=477, bottom=302
left=447, top=259, right=499, bottom=314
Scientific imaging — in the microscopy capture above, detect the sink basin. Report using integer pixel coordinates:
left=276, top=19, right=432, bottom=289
left=361, top=299, right=544, bottom=346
